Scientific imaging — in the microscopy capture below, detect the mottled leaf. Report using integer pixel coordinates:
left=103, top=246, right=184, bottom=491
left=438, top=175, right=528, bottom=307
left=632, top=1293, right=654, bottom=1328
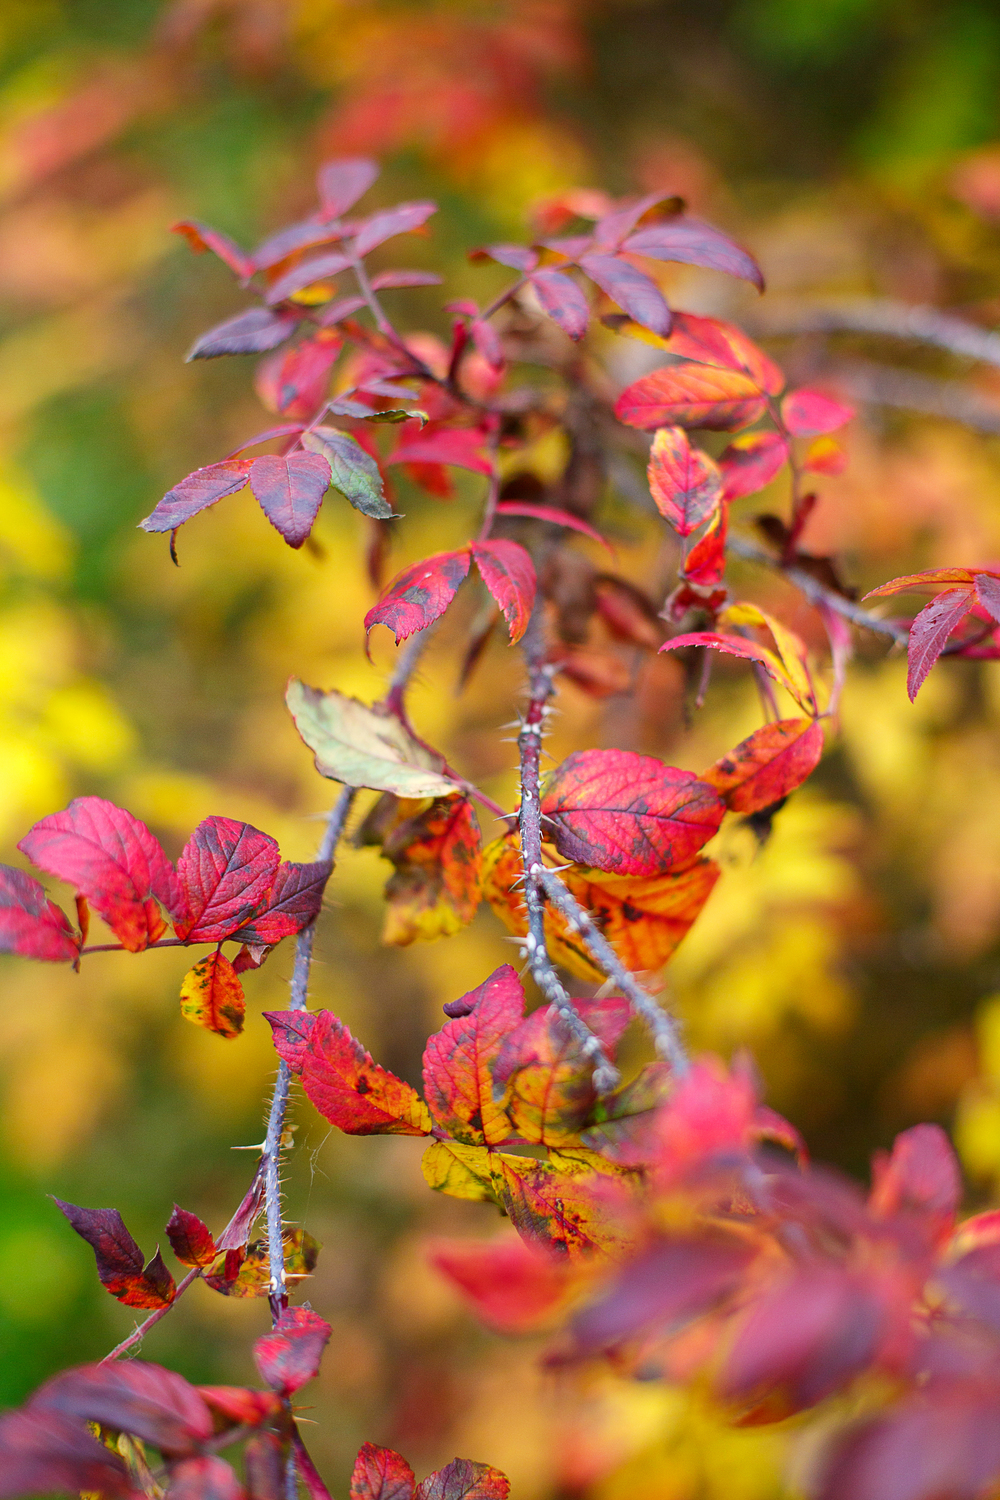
left=166, top=1207, right=218, bottom=1268
left=302, top=426, right=392, bottom=519
left=494, top=996, right=631, bottom=1145
left=229, top=858, right=331, bottom=945
left=53, top=1200, right=175, bottom=1309
left=204, top=1229, right=318, bottom=1298
left=647, top=426, right=722, bottom=535
left=615, top=362, right=766, bottom=432
left=365, top=549, right=472, bottom=645
left=471, top=539, right=536, bottom=642
left=0, top=865, right=79, bottom=963
left=248, top=451, right=331, bottom=547
left=286, top=681, right=460, bottom=798
left=421, top=964, right=525, bottom=1145
left=702, top=718, right=824, bottom=814
left=175, top=817, right=280, bottom=942
left=180, top=951, right=245, bottom=1039
left=382, top=796, right=482, bottom=946
left=415, top=1458, right=510, bottom=1500
left=350, top=1443, right=417, bottom=1500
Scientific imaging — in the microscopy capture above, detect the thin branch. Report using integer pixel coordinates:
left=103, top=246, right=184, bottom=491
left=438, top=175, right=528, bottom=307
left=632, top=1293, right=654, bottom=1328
left=479, top=274, right=528, bottom=325
left=748, top=297, right=1000, bottom=369
left=100, top=1266, right=203, bottom=1363
left=726, top=534, right=910, bottom=645
left=535, top=867, right=689, bottom=1075
left=518, top=613, right=619, bottom=1093
left=476, top=426, right=502, bottom=543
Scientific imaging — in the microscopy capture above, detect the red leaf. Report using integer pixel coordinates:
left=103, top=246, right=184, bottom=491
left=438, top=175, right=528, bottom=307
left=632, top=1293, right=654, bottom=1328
left=682, top=508, right=728, bottom=589
left=350, top=1443, right=416, bottom=1500
left=0, top=1406, right=132, bottom=1499
left=415, top=1459, right=510, bottom=1500
left=388, top=428, right=492, bottom=474
left=180, top=952, right=246, bottom=1039
left=529, top=269, right=590, bottom=339
left=647, top=426, right=722, bottom=535
left=493, top=995, right=631, bottom=1145
left=165, top=1455, right=244, bottom=1499
left=803, top=435, right=846, bottom=475
left=53, top=1198, right=176, bottom=1309
left=975, top=572, right=1000, bottom=623
left=172, top=220, right=253, bottom=280
left=365, top=549, right=472, bottom=646
left=0, top=865, right=79, bottom=963
left=166, top=1207, right=218, bottom=1268
left=216, top=1166, right=265, bottom=1251
left=264, top=250, right=351, bottom=305
left=317, top=157, right=379, bottom=218
left=471, top=539, right=536, bottom=643
left=429, top=1232, right=573, bottom=1333
left=31, top=1360, right=213, bottom=1454
left=254, top=333, right=342, bottom=420
left=577, top=253, right=671, bottom=337
left=175, top=817, right=281, bottom=942
left=615, top=363, right=766, bottom=432
left=19, top=796, right=183, bottom=953
left=623, top=216, right=764, bottom=290
left=495, top=501, right=613, bottom=552
left=869, top=1123, right=961, bottom=1244
left=906, top=589, right=974, bottom=701
left=421, top=964, right=525, bottom=1145
left=253, top=1307, right=332, bottom=1394
left=187, top=307, right=300, bottom=361
left=540, top=749, right=725, bottom=876
left=782, top=388, right=854, bottom=437
left=352, top=201, right=437, bottom=258
left=719, top=431, right=789, bottom=500
left=702, top=719, right=824, bottom=814
left=661, top=629, right=787, bottom=681
left=248, top=452, right=331, bottom=548
left=664, top=311, right=784, bottom=395
left=229, top=858, right=331, bottom=944
left=266, top=1009, right=433, bottom=1135
left=140, top=459, right=253, bottom=534
left=244, top=1430, right=284, bottom=1500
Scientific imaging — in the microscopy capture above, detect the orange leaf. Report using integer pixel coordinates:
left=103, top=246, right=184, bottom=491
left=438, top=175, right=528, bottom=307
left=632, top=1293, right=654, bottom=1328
left=615, top=362, right=766, bottom=433
left=494, top=997, right=631, bottom=1146
left=381, top=796, right=482, bottom=946
left=702, top=719, right=824, bottom=814
left=421, top=965, right=525, bottom=1145
left=179, top=952, right=245, bottom=1039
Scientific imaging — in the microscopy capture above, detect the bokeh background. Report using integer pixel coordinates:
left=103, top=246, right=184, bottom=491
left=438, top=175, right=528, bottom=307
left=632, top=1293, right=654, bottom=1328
left=7, top=2, right=1000, bottom=1495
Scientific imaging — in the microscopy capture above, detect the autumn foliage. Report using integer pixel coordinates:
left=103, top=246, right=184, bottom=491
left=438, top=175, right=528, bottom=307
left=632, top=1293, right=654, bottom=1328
left=3, top=135, right=1000, bottom=1500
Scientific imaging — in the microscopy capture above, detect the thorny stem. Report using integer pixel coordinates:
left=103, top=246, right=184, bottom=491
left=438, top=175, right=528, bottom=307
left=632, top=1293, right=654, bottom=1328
left=518, top=612, right=619, bottom=1093
left=100, top=1265, right=203, bottom=1363
left=535, top=867, right=690, bottom=1075
left=265, top=629, right=434, bottom=1320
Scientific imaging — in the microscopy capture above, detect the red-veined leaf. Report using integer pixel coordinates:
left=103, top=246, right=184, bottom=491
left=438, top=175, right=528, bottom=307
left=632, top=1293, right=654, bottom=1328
left=782, top=388, right=854, bottom=437
left=422, top=964, right=525, bottom=1145
left=166, top=1207, right=218, bottom=1268
left=264, top=250, right=351, bottom=305
left=365, top=548, right=472, bottom=646
left=495, top=500, right=612, bottom=552
left=529, top=268, right=590, bottom=339
left=255, top=332, right=342, bottom=420
left=353, top=201, right=438, bottom=258
left=248, top=451, right=331, bottom=547
left=175, top=817, right=280, bottom=942
left=52, top=1201, right=175, bottom=1309
left=387, top=427, right=491, bottom=474
left=187, top=307, right=300, bottom=362
left=682, top=507, right=728, bottom=588
left=719, top=430, right=789, bottom=500
left=254, top=1307, right=332, bottom=1395
left=471, top=539, right=536, bottom=643
left=350, top=1443, right=416, bottom=1500
left=415, top=1459, right=510, bottom=1500
left=317, top=157, right=379, bottom=218
left=541, top=748, right=725, bottom=875
left=702, top=719, right=824, bottom=814
left=166, top=1455, right=243, bottom=1500
left=140, top=458, right=252, bottom=534
left=19, top=797, right=182, bottom=952
left=864, top=568, right=983, bottom=599
left=229, top=858, right=331, bottom=945
left=623, top=215, right=764, bottom=289
left=0, top=866, right=79, bottom=963
left=647, top=426, right=722, bottom=535
left=906, top=588, right=974, bottom=701
left=179, top=951, right=245, bottom=1039
left=266, top=1009, right=433, bottom=1135
left=0, top=1406, right=132, bottom=1499
left=172, top=221, right=253, bottom=280
left=663, top=311, right=784, bottom=395
left=494, top=996, right=631, bottom=1145
left=577, top=253, right=671, bottom=337
left=615, top=363, right=766, bottom=432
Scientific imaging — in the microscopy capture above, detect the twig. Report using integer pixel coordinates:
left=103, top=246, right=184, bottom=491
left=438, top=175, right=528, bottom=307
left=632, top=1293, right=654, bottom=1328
left=748, top=297, right=1000, bottom=369
left=477, top=427, right=502, bottom=543
left=518, top=613, right=619, bottom=1093
left=100, top=1266, right=203, bottom=1363
left=535, top=867, right=689, bottom=1075
left=726, top=534, right=909, bottom=645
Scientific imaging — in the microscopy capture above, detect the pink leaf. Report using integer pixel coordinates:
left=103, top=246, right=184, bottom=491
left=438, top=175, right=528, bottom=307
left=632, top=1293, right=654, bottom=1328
left=975, top=572, right=1000, bottom=624
left=229, top=858, right=332, bottom=944
left=19, top=797, right=183, bottom=953
left=316, top=157, right=379, bottom=218
left=187, top=307, right=300, bottom=361
left=647, top=426, right=722, bottom=536
left=248, top=452, right=331, bottom=547
left=593, top=191, right=682, bottom=250
left=264, top=250, right=351, bottom=305
left=719, top=431, right=789, bottom=501
left=577, top=253, right=671, bottom=337
left=369, top=269, right=444, bottom=290
left=0, top=1406, right=132, bottom=1498
left=352, top=201, right=438, bottom=258
left=623, top=215, right=764, bottom=290
left=473, top=244, right=539, bottom=273
left=175, top=817, right=281, bottom=942
left=30, top=1361, right=213, bottom=1454
left=0, top=866, right=79, bottom=963
left=254, top=1307, right=332, bottom=1395
left=529, top=269, right=590, bottom=340
left=140, top=459, right=252, bottom=534
left=251, top=216, right=348, bottom=273
left=365, top=549, right=472, bottom=645
left=472, top=540, right=536, bottom=643
left=165, top=1455, right=244, bottom=1500
left=782, top=388, right=854, bottom=437
left=171, top=221, right=253, bottom=281
left=223, top=425, right=305, bottom=459
left=387, top=427, right=492, bottom=474
left=495, top=501, right=613, bottom=553
left=906, top=589, right=974, bottom=701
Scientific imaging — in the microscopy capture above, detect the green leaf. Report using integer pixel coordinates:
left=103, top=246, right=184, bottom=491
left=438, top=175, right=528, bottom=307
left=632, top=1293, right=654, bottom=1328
left=286, top=680, right=461, bottom=798
left=301, top=426, right=392, bottom=519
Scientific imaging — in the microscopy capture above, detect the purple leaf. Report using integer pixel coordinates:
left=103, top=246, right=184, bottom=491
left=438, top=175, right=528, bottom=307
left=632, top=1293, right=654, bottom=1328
left=317, top=157, right=380, bottom=219
left=907, top=589, right=974, bottom=701
left=577, top=254, right=671, bottom=337
left=30, top=1362, right=213, bottom=1455
left=265, top=250, right=352, bottom=305
left=529, top=269, right=590, bottom=340
left=248, top=452, right=331, bottom=547
left=369, top=269, right=443, bottom=290
left=593, top=191, right=683, bottom=250
left=472, top=244, right=540, bottom=272
left=623, top=215, right=764, bottom=290
left=187, top=307, right=299, bottom=361
left=141, top=459, right=252, bottom=533
left=251, top=216, right=348, bottom=273
left=352, top=202, right=438, bottom=258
